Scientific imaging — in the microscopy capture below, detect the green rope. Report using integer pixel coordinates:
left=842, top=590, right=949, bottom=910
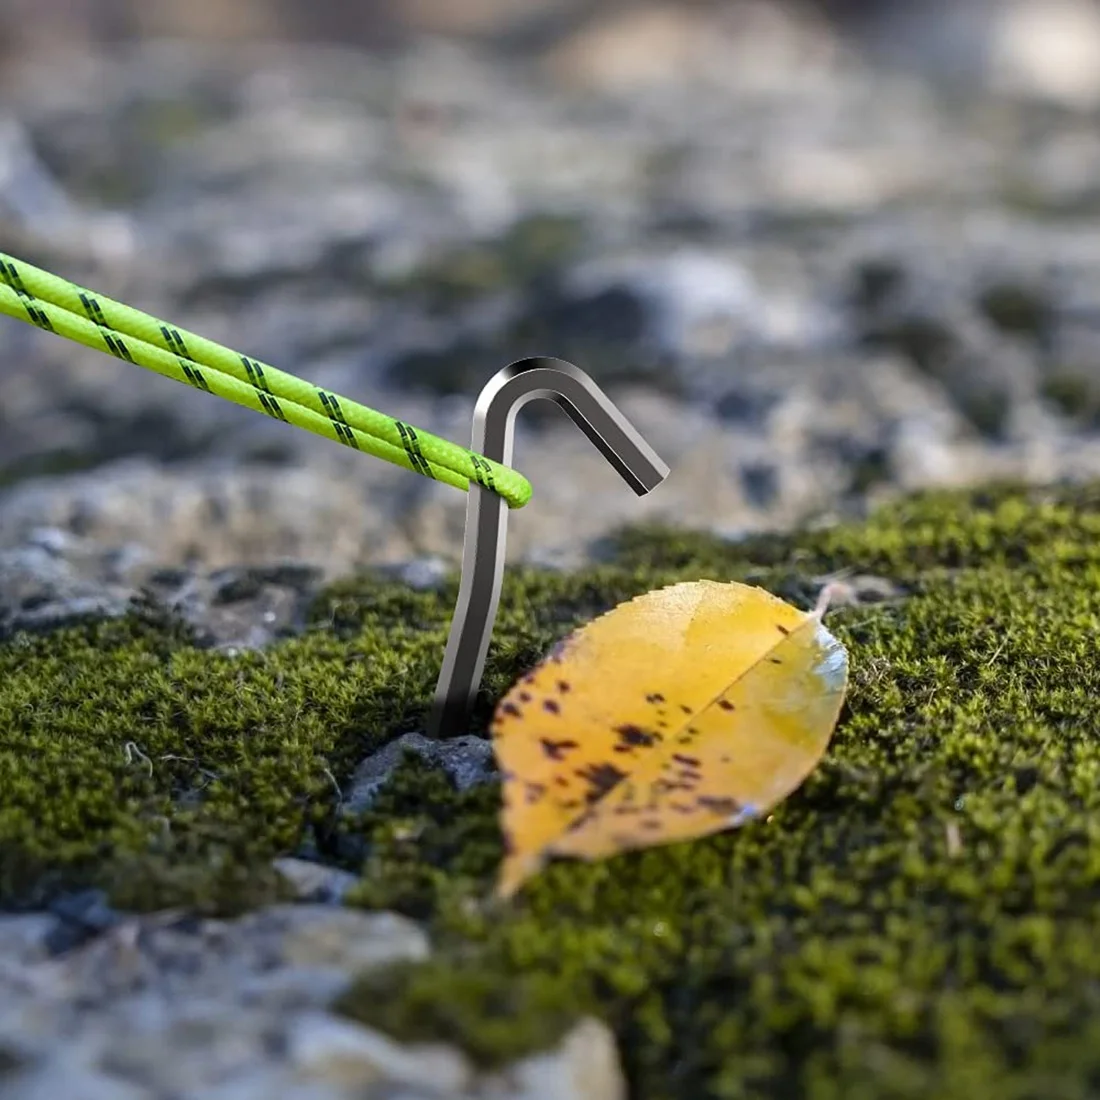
left=0, top=250, right=532, bottom=508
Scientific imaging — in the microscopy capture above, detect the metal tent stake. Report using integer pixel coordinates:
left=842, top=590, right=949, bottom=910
left=428, top=357, right=670, bottom=740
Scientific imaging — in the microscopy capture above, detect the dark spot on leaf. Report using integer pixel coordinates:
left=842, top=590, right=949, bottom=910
left=525, top=782, right=547, bottom=805
left=565, top=809, right=595, bottom=833
left=776, top=623, right=790, bottom=635
left=557, top=680, right=571, bottom=693
left=769, top=657, right=782, bottom=664
left=673, top=754, right=702, bottom=769
left=543, top=699, right=561, bottom=715
left=645, top=692, right=665, bottom=704
left=615, top=724, right=660, bottom=749
left=680, top=704, right=693, bottom=714
left=718, top=700, right=734, bottom=711
left=519, top=691, right=532, bottom=703
left=574, top=762, right=629, bottom=803
left=501, top=702, right=522, bottom=717
left=540, top=737, right=579, bottom=760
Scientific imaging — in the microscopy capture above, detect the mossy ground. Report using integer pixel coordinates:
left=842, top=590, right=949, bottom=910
left=5, top=482, right=1100, bottom=1097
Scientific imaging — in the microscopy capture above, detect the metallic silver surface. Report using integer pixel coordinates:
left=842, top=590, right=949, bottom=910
left=428, top=357, right=670, bottom=739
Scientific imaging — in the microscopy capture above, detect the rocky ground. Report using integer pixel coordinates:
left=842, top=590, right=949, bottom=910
left=5, top=2, right=1100, bottom=597
left=4, top=1, right=1100, bottom=1097
left=0, top=897, right=622, bottom=1098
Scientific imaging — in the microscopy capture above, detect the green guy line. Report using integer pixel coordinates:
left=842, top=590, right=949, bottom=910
left=0, top=250, right=532, bottom=508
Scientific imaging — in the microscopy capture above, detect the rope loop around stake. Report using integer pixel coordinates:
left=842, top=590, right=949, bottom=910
left=0, top=250, right=533, bottom=509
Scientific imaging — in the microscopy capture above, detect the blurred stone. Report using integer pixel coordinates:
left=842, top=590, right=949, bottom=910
left=285, top=1011, right=473, bottom=1094
left=814, top=573, right=904, bottom=607
left=0, top=459, right=412, bottom=579
left=0, top=521, right=327, bottom=649
left=478, top=1017, right=626, bottom=1100
left=271, top=859, right=360, bottom=905
left=0, top=115, right=83, bottom=237
left=3, top=12, right=1100, bottom=605
left=545, top=3, right=726, bottom=93
left=394, top=555, right=452, bottom=591
left=857, top=0, right=1100, bottom=108
left=2, top=1060, right=157, bottom=1100
left=546, top=0, right=844, bottom=95
left=400, top=0, right=574, bottom=38
left=989, top=0, right=1100, bottom=108
left=0, top=915, right=62, bottom=968
left=0, top=897, right=627, bottom=1099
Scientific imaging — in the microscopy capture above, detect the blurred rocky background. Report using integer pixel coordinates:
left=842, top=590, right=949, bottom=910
left=3, top=0, right=1100, bottom=640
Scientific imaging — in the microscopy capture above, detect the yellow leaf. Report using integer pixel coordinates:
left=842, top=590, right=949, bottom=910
left=490, top=580, right=848, bottom=898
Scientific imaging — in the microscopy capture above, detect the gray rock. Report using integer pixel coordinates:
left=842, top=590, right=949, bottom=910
left=266, top=905, right=429, bottom=972
left=815, top=574, right=905, bottom=608
left=284, top=1011, right=473, bottom=1095
left=271, top=859, right=359, bottom=906
left=0, top=516, right=326, bottom=649
left=0, top=903, right=432, bottom=1096
left=856, top=0, right=1100, bottom=109
left=477, top=1018, right=626, bottom=1100
left=0, top=915, right=62, bottom=969
left=167, top=563, right=324, bottom=652
left=0, top=115, right=87, bottom=241
left=47, top=889, right=121, bottom=933
left=395, top=555, right=452, bottom=592
left=0, top=535, right=139, bottom=636
left=186, top=1068, right=354, bottom=1100
left=343, top=732, right=498, bottom=816
left=0, top=899, right=626, bottom=1100
left=2, top=1058, right=158, bottom=1100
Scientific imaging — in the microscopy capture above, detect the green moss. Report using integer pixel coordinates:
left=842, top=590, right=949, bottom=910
left=9, top=482, right=1100, bottom=1095
left=0, top=577, right=450, bottom=910
left=338, top=482, right=1100, bottom=1096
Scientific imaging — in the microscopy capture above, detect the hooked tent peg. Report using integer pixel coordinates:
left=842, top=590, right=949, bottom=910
left=428, top=357, right=670, bottom=740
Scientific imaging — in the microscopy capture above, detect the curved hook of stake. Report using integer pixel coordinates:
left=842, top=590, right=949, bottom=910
left=428, top=357, right=671, bottom=740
